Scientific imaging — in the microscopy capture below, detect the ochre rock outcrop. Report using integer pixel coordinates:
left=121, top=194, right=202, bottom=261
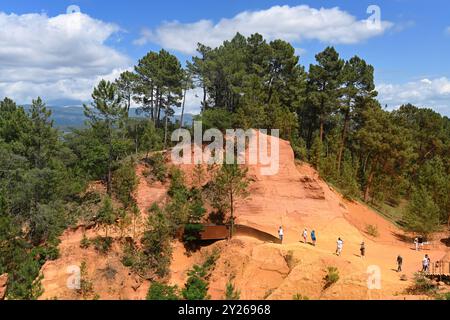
left=0, top=273, right=7, bottom=300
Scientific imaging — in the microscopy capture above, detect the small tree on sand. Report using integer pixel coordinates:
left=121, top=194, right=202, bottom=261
left=209, top=163, right=250, bottom=238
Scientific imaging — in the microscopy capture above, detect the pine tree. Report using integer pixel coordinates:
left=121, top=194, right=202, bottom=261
left=84, top=80, right=127, bottom=195
left=403, top=186, right=440, bottom=236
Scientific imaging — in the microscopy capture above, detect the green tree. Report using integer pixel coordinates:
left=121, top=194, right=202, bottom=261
left=147, top=281, right=180, bottom=300
left=209, top=164, right=250, bottom=238
left=307, top=47, right=344, bottom=142
left=113, top=158, right=138, bottom=208
left=225, top=281, right=240, bottom=300
left=336, top=56, right=377, bottom=172
left=114, top=71, right=138, bottom=114
left=403, top=186, right=441, bottom=236
left=97, top=196, right=116, bottom=238
left=84, top=80, right=127, bottom=195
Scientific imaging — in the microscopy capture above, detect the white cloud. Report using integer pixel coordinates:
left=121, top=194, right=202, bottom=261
left=377, top=77, right=450, bottom=116
left=0, top=11, right=131, bottom=104
left=134, top=5, right=393, bottom=54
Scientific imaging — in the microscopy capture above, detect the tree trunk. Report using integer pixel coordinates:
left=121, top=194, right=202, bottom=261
left=164, top=111, right=169, bottom=150
left=337, top=112, right=350, bottom=172
left=229, top=191, right=234, bottom=239
left=202, top=85, right=207, bottom=111
left=180, top=88, right=187, bottom=129
left=107, top=122, right=113, bottom=196
left=364, top=170, right=375, bottom=202
left=319, top=117, right=324, bottom=142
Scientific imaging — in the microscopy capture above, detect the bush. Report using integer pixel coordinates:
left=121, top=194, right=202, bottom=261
left=148, top=153, right=167, bottom=182
left=147, top=281, right=180, bottom=300
left=406, top=273, right=437, bottom=295
left=323, top=267, right=339, bottom=289
left=436, top=292, right=450, bottom=300
left=92, top=236, right=113, bottom=254
left=113, top=159, right=138, bottom=208
left=365, top=224, right=379, bottom=238
left=182, top=251, right=220, bottom=300
left=80, top=234, right=91, bottom=249
left=293, top=293, right=309, bottom=300
left=225, top=281, right=240, bottom=300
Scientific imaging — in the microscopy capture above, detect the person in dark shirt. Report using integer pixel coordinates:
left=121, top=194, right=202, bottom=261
left=397, top=255, right=403, bottom=272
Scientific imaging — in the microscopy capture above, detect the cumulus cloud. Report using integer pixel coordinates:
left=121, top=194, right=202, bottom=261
left=0, top=11, right=131, bottom=104
left=377, top=77, right=450, bottom=116
left=134, top=5, right=393, bottom=54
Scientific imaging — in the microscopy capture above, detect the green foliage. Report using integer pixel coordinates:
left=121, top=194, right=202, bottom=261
left=79, top=261, right=95, bottom=299
left=84, top=79, right=128, bottom=195
left=182, top=251, right=219, bottom=300
left=96, top=196, right=116, bottom=237
left=365, top=224, right=379, bottom=238
left=141, top=203, right=172, bottom=278
left=403, top=186, right=441, bottom=236
left=323, top=267, right=340, bottom=289
left=406, top=273, right=437, bottom=295
left=225, top=281, right=241, bottom=300
left=80, top=233, right=91, bottom=249
left=147, top=282, right=180, bottom=300
left=92, top=236, right=113, bottom=254
left=293, top=293, right=310, bottom=300
left=207, top=163, right=250, bottom=236
left=436, top=292, right=450, bottom=300
left=113, top=158, right=139, bottom=208
left=148, top=153, right=167, bottom=182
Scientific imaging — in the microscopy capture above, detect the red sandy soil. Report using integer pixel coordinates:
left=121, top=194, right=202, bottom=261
left=39, top=133, right=449, bottom=300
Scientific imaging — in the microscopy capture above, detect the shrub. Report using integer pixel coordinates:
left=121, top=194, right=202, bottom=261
left=365, top=224, right=379, bottom=238
left=293, top=293, right=309, bottom=300
left=92, top=236, right=113, bottom=254
left=147, top=281, right=180, bottom=300
left=436, top=292, right=450, bottom=300
left=182, top=266, right=210, bottom=300
left=323, top=267, right=340, bottom=289
left=182, top=251, right=220, bottom=300
left=225, top=281, right=240, bottom=300
left=406, top=273, right=437, bottom=295
left=78, top=261, right=94, bottom=299
left=113, top=159, right=138, bottom=208
left=148, top=153, right=167, bottom=182
left=80, top=234, right=90, bottom=249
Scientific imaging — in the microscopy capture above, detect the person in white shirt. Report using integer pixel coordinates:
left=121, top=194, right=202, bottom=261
left=422, top=255, right=430, bottom=273
left=278, top=226, right=284, bottom=243
left=414, top=237, right=419, bottom=251
left=336, top=238, right=344, bottom=256
left=302, top=228, right=308, bottom=244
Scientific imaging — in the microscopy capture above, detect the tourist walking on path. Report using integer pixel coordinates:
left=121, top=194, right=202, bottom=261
left=397, top=255, right=403, bottom=272
left=414, top=237, right=419, bottom=251
left=336, top=238, right=344, bottom=256
left=278, top=226, right=284, bottom=244
left=302, top=228, right=308, bottom=244
left=360, top=242, right=366, bottom=258
left=311, top=230, right=317, bottom=246
left=422, top=254, right=430, bottom=273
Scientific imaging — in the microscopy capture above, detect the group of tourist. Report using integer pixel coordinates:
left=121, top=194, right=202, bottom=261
left=277, top=227, right=435, bottom=274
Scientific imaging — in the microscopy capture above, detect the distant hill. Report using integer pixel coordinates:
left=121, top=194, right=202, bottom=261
left=22, top=105, right=195, bottom=130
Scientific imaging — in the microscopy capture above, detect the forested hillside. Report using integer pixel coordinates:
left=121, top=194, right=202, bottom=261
left=1, top=32, right=449, bottom=299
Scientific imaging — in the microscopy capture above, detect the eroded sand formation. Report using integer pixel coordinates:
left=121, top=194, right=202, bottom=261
left=39, top=133, right=449, bottom=300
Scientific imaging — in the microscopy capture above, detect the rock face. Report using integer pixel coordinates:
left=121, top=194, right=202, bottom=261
left=0, top=273, right=8, bottom=300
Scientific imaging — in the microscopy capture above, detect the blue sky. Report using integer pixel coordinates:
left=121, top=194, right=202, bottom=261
left=1, top=0, right=450, bottom=115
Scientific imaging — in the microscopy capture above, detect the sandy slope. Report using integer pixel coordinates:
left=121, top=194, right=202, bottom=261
left=39, top=134, right=448, bottom=300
